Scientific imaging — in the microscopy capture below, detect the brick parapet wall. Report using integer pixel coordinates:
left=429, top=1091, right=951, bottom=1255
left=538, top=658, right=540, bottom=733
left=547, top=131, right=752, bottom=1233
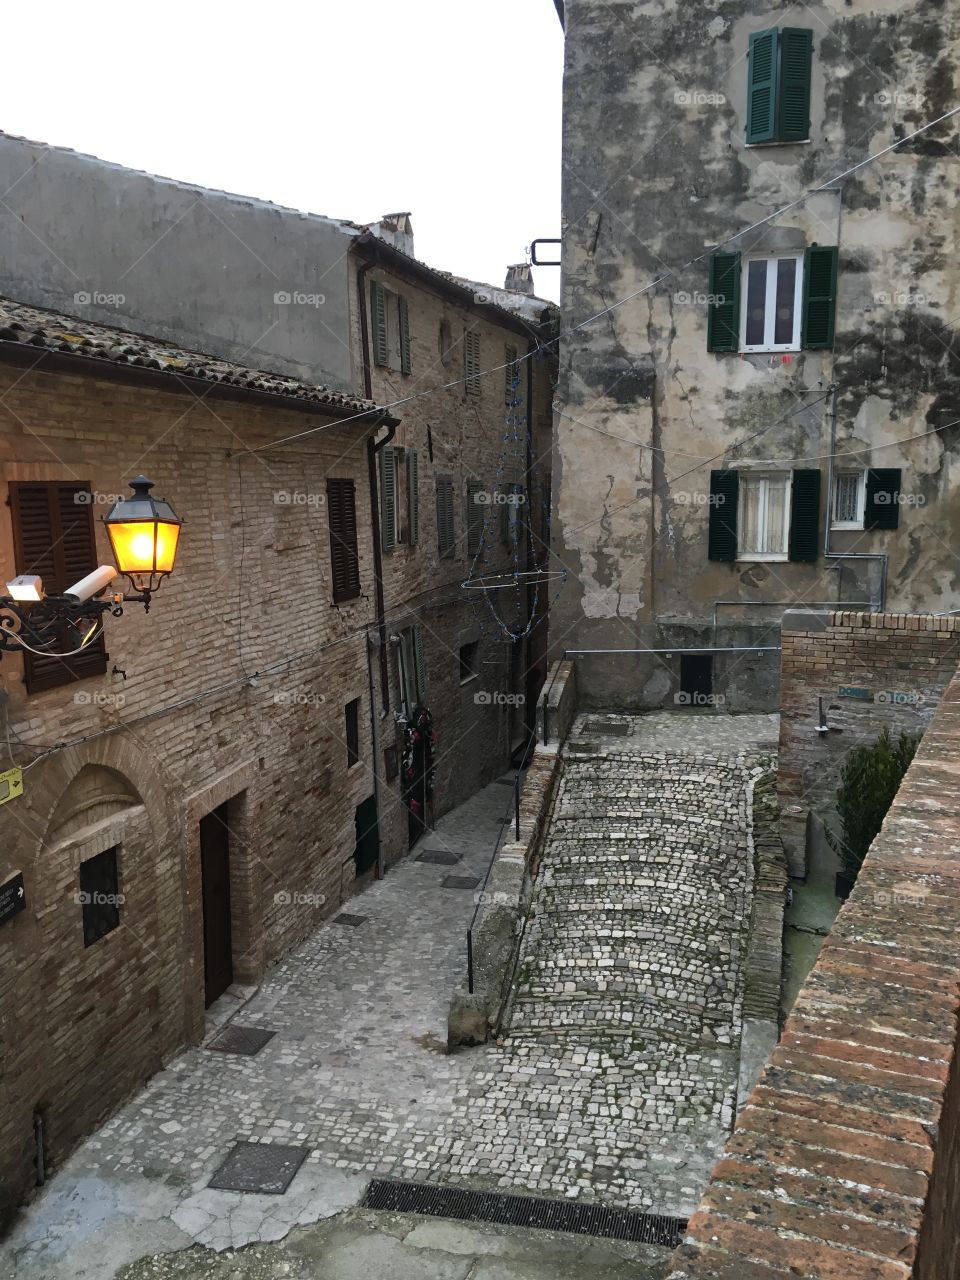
left=667, top=651, right=960, bottom=1278
left=778, top=609, right=960, bottom=877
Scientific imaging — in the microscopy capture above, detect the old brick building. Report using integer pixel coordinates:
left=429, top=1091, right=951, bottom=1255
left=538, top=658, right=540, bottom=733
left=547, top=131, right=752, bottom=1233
left=0, top=297, right=397, bottom=1219
left=0, top=143, right=557, bottom=1222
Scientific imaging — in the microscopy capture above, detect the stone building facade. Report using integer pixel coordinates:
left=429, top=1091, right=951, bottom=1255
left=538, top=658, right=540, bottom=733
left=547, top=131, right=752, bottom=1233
left=551, top=0, right=960, bottom=711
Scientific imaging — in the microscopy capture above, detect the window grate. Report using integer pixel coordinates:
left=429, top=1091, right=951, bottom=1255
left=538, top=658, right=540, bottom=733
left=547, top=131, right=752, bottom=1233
left=360, top=1179, right=687, bottom=1246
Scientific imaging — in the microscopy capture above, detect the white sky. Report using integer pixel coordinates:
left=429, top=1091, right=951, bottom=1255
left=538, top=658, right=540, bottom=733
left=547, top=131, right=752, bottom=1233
left=1, top=0, right=564, bottom=303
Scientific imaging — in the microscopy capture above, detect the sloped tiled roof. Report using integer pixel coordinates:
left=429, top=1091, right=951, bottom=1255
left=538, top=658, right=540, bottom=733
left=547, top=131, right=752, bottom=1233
left=0, top=296, right=379, bottom=416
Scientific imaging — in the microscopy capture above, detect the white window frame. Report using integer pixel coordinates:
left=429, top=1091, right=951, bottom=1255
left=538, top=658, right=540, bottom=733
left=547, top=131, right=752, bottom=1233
left=832, top=469, right=866, bottom=530
left=739, top=253, right=804, bottom=353
left=737, top=470, right=792, bottom=561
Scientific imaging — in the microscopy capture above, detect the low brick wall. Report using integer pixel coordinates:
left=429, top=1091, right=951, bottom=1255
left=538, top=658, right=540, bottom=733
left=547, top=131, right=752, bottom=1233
left=447, top=749, right=561, bottom=1047
left=779, top=609, right=960, bottom=877
left=667, top=661, right=960, bottom=1279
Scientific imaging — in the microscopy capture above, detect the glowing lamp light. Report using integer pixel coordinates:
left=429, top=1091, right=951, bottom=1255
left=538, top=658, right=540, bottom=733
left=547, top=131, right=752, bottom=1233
left=104, top=475, right=182, bottom=595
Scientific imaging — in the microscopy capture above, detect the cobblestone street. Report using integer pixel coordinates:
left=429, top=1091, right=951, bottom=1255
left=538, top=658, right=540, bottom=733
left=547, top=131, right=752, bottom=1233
left=4, top=713, right=778, bottom=1279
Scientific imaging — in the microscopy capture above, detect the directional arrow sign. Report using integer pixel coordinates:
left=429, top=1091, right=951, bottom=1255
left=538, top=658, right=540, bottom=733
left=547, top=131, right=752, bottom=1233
left=0, top=872, right=25, bottom=926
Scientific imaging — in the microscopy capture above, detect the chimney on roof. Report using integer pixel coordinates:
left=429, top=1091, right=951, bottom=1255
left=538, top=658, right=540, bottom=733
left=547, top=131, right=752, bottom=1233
left=505, top=263, right=534, bottom=296
left=374, top=213, right=414, bottom=258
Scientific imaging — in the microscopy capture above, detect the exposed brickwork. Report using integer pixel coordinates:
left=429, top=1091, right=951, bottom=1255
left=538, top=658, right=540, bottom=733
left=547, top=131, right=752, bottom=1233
left=778, top=609, right=960, bottom=876
left=666, top=645, right=960, bottom=1279
left=0, top=279, right=554, bottom=1228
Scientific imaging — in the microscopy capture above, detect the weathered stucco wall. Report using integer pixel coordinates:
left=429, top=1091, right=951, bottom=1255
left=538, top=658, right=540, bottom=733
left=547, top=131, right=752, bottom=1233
left=553, top=0, right=960, bottom=711
left=0, top=133, right=357, bottom=390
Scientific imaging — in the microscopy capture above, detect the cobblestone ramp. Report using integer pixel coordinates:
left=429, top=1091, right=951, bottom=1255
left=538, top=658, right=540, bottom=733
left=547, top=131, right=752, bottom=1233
left=431, top=729, right=774, bottom=1217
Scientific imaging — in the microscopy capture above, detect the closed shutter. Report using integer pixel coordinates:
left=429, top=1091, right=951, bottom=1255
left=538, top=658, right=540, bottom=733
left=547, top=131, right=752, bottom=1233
left=707, top=470, right=739, bottom=561
left=9, top=481, right=108, bottom=693
left=436, top=475, right=455, bottom=558
left=747, top=28, right=778, bottom=143
left=802, top=246, right=839, bottom=349
left=379, top=446, right=397, bottom=550
left=788, top=468, right=822, bottom=561
left=407, top=448, right=419, bottom=545
left=326, top=478, right=361, bottom=602
left=505, top=344, right=518, bottom=406
left=464, top=330, right=481, bottom=397
left=707, top=253, right=741, bottom=352
left=466, top=481, right=485, bottom=555
left=370, top=281, right=388, bottom=368
left=398, top=296, right=412, bottom=375
left=865, top=468, right=901, bottom=529
left=778, top=29, right=813, bottom=141
left=412, top=623, right=427, bottom=701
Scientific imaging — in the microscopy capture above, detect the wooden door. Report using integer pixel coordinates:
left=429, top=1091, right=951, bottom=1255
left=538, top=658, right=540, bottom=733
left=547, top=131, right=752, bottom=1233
left=200, top=803, right=233, bottom=1006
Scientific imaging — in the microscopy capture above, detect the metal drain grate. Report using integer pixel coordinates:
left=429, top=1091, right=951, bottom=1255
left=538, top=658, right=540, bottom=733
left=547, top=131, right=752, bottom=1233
left=417, top=849, right=460, bottom=865
left=334, top=913, right=367, bottom=927
left=208, top=1143, right=308, bottom=1194
left=207, top=1025, right=276, bottom=1056
left=360, top=1179, right=687, bottom=1246
left=441, top=874, right=480, bottom=890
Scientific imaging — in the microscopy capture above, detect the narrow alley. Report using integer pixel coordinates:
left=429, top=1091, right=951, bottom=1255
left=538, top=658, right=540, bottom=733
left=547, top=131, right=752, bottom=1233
left=6, top=714, right=778, bottom=1280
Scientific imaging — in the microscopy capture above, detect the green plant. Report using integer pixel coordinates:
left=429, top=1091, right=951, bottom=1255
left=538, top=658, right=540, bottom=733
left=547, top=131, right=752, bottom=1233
left=829, top=728, right=921, bottom=880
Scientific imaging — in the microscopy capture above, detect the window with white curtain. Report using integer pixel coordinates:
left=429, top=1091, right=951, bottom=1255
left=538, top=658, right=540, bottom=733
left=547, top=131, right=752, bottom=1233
left=738, top=472, right=792, bottom=558
left=832, top=471, right=865, bottom=528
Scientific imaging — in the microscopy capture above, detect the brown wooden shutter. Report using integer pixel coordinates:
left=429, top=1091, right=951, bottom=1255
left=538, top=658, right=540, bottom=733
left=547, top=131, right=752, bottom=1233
left=326, top=478, right=361, bottom=602
left=8, top=481, right=108, bottom=693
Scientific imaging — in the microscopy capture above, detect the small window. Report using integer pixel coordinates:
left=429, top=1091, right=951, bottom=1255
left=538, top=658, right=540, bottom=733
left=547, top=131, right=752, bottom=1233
left=345, top=698, right=361, bottom=767
left=738, top=472, right=792, bottom=559
left=740, top=254, right=803, bottom=352
left=79, top=847, right=121, bottom=947
left=464, top=330, right=482, bottom=397
left=398, top=625, right=426, bottom=711
left=832, top=471, right=865, bottom=529
left=460, top=641, right=479, bottom=684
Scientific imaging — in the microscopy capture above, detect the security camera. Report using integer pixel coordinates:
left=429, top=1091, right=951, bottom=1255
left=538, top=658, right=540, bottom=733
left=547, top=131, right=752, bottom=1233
left=64, top=565, right=118, bottom=604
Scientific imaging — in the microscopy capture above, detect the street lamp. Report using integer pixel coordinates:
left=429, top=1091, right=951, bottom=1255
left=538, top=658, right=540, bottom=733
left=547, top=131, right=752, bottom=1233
left=104, top=475, right=182, bottom=602
left=0, top=475, right=182, bottom=659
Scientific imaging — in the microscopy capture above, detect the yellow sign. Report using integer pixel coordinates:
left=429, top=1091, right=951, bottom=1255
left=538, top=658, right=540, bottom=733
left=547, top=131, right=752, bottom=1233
left=0, top=768, right=24, bottom=806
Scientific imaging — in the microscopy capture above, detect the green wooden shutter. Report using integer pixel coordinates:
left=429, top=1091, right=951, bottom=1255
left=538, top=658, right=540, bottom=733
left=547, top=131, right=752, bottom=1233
left=707, top=253, right=741, bottom=352
left=326, top=478, right=361, bottom=602
left=778, top=29, right=813, bottom=142
left=466, top=481, right=485, bottom=555
left=707, top=470, right=739, bottom=561
left=398, top=295, right=412, bottom=374
left=371, top=281, right=388, bottom=367
left=379, top=446, right=397, bottom=549
left=865, top=468, right=901, bottom=529
left=747, top=28, right=778, bottom=143
left=789, top=469, right=822, bottom=561
left=505, top=344, right=518, bottom=406
left=801, top=246, right=839, bottom=349
left=437, top=475, right=455, bottom=558
left=407, top=448, right=419, bottom=545
left=412, top=624, right=427, bottom=701
left=464, top=331, right=481, bottom=396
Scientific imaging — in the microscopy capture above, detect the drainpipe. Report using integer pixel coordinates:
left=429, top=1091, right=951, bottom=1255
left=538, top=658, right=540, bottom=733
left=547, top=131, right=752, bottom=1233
left=366, top=626, right=386, bottom=879
left=357, top=253, right=395, bottom=711
left=523, top=338, right=537, bottom=742
left=822, top=382, right=888, bottom=609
